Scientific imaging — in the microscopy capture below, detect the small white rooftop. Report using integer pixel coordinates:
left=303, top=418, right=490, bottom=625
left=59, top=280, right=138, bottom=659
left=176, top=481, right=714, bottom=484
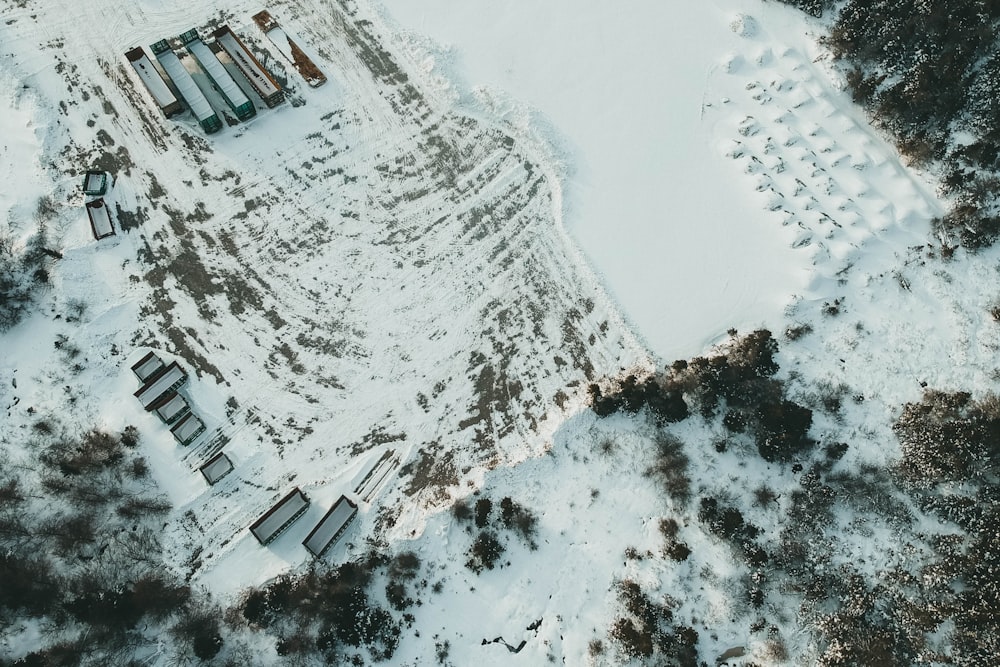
left=171, top=413, right=204, bottom=442
left=155, top=392, right=189, bottom=420
left=155, top=47, right=217, bottom=122
left=250, top=489, right=308, bottom=543
left=127, top=49, right=178, bottom=109
left=186, top=38, right=251, bottom=109
left=134, top=362, right=186, bottom=409
left=200, top=452, right=234, bottom=485
left=86, top=199, right=114, bottom=240
left=303, top=496, right=357, bottom=557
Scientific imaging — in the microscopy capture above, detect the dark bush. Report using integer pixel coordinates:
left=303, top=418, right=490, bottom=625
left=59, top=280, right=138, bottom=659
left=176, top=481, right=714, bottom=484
left=755, top=399, right=814, bottom=462
left=647, top=433, right=691, bottom=504
left=474, top=498, right=492, bottom=528
left=610, top=617, right=653, bottom=659
left=466, top=531, right=505, bottom=573
left=173, top=605, right=223, bottom=661
left=452, top=499, right=473, bottom=522
left=0, top=552, right=61, bottom=617
left=498, top=497, right=538, bottom=547
left=120, top=425, right=140, bottom=448
left=894, top=390, right=1000, bottom=485
left=389, top=552, right=420, bottom=580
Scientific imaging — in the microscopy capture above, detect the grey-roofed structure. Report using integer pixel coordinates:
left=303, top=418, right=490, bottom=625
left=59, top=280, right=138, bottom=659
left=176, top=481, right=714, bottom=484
left=199, top=451, right=234, bottom=485
left=151, top=39, right=223, bottom=134
left=302, top=495, right=358, bottom=558
left=86, top=199, right=115, bottom=240
left=250, top=488, right=309, bottom=544
left=130, top=351, right=164, bottom=382
left=211, top=25, right=285, bottom=108
left=170, top=411, right=205, bottom=446
left=179, top=29, right=256, bottom=121
left=125, top=46, right=183, bottom=117
left=134, top=361, right=187, bottom=410
left=153, top=391, right=190, bottom=425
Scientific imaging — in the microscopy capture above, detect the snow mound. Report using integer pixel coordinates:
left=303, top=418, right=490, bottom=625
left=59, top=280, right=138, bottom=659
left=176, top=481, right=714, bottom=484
left=730, top=13, right=758, bottom=38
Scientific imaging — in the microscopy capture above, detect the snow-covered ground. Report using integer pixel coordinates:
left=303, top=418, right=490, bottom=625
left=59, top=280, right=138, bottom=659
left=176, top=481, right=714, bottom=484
left=378, top=0, right=942, bottom=362
left=2, top=0, right=994, bottom=663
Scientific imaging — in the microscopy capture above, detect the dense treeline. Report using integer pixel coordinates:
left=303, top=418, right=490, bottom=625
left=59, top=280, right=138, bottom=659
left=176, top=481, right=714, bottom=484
left=590, top=333, right=999, bottom=664
left=780, top=0, right=1000, bottom=248
left=590, top=330, right=815, bottom=463
left=0, top=418, right=417, bottom=666
left=0, top=423, right=202, bottom=665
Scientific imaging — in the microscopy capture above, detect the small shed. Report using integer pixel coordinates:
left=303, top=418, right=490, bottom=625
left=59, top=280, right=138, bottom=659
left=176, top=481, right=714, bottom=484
left=199, top=451, right=234, bottom=485
left=130, top=351, right=164, bottom=382
left=152, top=391, right=190, bottom=424
left=170, top=411, right=205, bottom=446
left=250, top=488, right=309, bottom=544
left=86, top=199, right=115, bottom=240
left=134, top=361, right=187, bottom=410
left=82, top=170, right=109, bottom=196
left=302, top=495, right=358, bottom=558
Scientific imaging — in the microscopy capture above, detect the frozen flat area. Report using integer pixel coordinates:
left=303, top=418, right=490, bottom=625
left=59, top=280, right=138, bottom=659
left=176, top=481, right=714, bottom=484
left=379, top=0, right=938, bottom=360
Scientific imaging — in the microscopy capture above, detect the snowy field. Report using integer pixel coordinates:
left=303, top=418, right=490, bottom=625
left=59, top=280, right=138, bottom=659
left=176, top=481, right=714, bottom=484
left=2, top=0, right=995, bottom=663
left=378, top=0, right=940, bottom=362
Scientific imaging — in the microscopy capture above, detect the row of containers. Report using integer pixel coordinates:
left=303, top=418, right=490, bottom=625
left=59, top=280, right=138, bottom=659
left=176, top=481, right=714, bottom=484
left=250, top=488, right=359, bottom=559
left=126, top=25, right=285, bottom=134
left=130, top=351, right=358, bottom=559
left=131, top=352, right=208, bottom=446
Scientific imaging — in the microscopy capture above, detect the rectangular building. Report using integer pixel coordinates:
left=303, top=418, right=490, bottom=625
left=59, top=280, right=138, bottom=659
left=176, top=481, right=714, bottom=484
left=302, top=495, right=358, bottom=558
left=199, top=451, right=234, bottom=485
left=211, top=25, right=285, bottom=108
left=134, top=361, right=187, bottom=410
left=125, top=46, right=183, bottom=117
left=252, top=11, right=327, bottom=88
left=170, top=412, right=205, bottom=446
left=250, top=488, right=309, bottom=544
left=86, top=199, right=115, bottom=240
left=179, top=29, right=256, bottom=121
left=151, top=39, right=223, bottom=134
left=130, top=351, right=164, bottom=382
left=153, top=391, right=190, bottom=424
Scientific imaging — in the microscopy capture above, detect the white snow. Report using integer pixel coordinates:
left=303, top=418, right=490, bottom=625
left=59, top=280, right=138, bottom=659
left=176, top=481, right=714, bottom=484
left=378, top=0, right=941, bottom=363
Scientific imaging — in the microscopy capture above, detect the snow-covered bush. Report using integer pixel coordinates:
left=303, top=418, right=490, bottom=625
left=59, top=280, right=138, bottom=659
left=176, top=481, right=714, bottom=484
left=0, top=231, right=49, bottom=331
left=893, top=390, right=1000, bottom=486
left=779, top=0, right=1000, bottom=248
